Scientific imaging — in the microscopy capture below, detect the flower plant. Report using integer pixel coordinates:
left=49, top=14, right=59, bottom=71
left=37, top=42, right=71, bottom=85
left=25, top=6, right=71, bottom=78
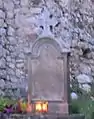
left=0, top=97, right=16, bottom=112
left=0, top=97, right=29, bottom=114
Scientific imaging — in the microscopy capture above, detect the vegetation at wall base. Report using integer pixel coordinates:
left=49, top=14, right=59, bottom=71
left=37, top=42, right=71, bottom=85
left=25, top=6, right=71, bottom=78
left=0, top=97, right=94, bottom=119
left=71, top=99, right=94, bottom=119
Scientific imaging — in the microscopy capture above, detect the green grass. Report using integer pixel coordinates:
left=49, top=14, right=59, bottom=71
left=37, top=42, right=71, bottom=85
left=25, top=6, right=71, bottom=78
left=71, top=99, right=94, bottom=119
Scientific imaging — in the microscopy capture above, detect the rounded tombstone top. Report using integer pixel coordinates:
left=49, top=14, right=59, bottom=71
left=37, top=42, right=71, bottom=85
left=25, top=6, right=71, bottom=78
left=31, top=36, right=64, bottom=56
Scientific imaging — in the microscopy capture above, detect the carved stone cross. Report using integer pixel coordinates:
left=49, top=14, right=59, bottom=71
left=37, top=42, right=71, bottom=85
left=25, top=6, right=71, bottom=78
left=38, top=6, right=57, bottom=36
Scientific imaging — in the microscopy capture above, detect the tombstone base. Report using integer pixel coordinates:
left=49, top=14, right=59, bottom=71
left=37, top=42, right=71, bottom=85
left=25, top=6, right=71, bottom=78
left=9, top=114, right=85, bottom=119
left=31, top=114, right=85, bottom=119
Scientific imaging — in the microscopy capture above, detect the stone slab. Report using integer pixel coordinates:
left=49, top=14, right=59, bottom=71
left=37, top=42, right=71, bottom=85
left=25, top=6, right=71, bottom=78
left=31, top=44, right=64, bottom=101
left=2, top=114, right=85, bottom=119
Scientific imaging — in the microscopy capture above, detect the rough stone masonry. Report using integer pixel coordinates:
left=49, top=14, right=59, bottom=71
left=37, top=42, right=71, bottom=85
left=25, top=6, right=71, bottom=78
left=0, top=0, right=94, bottom=97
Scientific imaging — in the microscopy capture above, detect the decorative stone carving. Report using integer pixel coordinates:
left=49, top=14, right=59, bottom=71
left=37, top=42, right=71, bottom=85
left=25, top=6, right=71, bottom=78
left=26, top=5, right=72, bottom=51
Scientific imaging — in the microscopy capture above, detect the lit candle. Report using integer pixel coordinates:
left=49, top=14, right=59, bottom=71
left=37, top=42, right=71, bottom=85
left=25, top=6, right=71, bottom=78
left=26, top=94, right=32, bottom=113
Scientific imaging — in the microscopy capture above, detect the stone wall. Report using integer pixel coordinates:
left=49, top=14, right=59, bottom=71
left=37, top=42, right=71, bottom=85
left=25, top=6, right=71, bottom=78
left=0, top=0, right=94, bottom=97
left=70, top=0, right=94, bottom=93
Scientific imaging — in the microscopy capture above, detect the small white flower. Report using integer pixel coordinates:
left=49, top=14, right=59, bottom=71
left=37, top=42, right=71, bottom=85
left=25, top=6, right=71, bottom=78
left=71, top=92, right=78, bottom=100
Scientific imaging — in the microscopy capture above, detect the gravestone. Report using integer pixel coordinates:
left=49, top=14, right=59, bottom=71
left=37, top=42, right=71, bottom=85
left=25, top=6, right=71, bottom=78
left=26, top=37, right=85, bottom=119
left=27, top=37, right=70, bottom=114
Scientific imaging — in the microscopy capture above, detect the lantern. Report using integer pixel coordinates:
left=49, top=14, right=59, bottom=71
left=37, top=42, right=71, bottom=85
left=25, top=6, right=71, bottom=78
left=35, top=101, right=48, bottom=113
left=42, top=102, right=48, bottom=112
left=35, top=102, right=42, bottom=112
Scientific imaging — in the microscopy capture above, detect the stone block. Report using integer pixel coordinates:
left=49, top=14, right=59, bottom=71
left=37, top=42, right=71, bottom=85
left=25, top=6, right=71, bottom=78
left=7, top=114, right=85, bottom=119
